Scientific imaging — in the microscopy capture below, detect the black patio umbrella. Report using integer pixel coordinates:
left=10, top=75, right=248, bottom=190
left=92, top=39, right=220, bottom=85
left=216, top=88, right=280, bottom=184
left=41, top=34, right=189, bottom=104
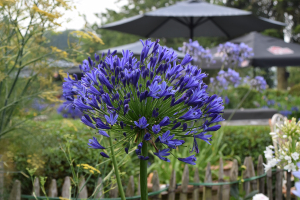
left=206, top=31, right=300, bottom=69
left=96, top=41, right=185, bottom=58
left=100, top=0, right=285, bottom=39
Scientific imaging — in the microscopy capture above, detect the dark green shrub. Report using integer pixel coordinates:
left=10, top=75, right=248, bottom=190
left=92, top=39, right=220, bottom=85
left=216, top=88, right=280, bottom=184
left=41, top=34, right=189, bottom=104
left=222, top=125, right=272, bottom=166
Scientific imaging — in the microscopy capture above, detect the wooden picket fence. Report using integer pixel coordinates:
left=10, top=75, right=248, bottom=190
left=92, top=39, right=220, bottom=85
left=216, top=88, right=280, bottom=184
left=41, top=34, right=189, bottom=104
left=0, top=155, right=294, bottom=200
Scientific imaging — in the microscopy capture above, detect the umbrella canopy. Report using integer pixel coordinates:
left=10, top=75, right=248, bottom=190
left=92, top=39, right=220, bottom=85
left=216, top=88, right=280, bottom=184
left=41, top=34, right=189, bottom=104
left=100, top=0, right=285, bottom=39
left=97, top=41, right=185, bottom=58
left=207, top=31, right=300, bottom=69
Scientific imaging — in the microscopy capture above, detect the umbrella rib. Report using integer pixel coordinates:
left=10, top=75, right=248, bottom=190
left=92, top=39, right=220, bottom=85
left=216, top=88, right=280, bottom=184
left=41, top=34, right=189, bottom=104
left=194, top=17, right=209, bottom=27
left=209, top=17, right=231, bottom=38
left=146, top=17, right=172, bottom=38
left=172, top=17, right=189, bottom=28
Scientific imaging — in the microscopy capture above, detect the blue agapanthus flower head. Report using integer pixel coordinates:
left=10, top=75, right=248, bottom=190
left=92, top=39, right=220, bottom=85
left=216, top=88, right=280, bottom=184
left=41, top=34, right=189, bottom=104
left=61, top=39, right=224, bottom=165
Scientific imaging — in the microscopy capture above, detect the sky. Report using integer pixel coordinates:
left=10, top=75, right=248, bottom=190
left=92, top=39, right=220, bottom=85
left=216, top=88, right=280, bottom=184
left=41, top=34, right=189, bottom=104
left=56, top=0, right=127, bottom=31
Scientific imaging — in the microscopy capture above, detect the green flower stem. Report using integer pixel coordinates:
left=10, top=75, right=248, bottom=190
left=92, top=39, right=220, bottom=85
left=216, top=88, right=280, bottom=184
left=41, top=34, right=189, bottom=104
left=109, top=136, right=126, bottom=200
left=140, top=142, right=148, bottom=200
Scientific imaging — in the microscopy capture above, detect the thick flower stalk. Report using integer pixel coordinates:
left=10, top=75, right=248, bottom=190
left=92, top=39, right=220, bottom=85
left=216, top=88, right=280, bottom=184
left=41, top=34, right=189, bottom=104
left=62, top=39, right=224, bottom=199
left=264, top=118, right=300, bottom=172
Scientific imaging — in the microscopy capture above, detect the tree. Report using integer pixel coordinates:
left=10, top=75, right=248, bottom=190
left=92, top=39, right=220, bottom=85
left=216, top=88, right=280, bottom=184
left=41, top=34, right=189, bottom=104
left=0, top=0, right=104, bottom=138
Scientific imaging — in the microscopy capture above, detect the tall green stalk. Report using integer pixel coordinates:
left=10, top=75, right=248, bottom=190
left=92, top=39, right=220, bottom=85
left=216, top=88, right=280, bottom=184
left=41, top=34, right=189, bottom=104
left=109, top=136, right=126, bottom=200
left=140, top=142, right=148, bottom=200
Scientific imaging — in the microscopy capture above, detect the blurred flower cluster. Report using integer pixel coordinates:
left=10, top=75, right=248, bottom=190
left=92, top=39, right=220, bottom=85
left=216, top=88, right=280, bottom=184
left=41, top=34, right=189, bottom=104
left=210, top=68, right=241, bottom=92
left=264, top=118, right=300, bottom=172
left=209, top=68, right=267, bottom=105
left=61, top=39, right=224, bottom=164
left=242, top=75, right=267, bottom=92
left=179, top=39, right=215, bottom=66
left=217, top=42, right=254, bottom=67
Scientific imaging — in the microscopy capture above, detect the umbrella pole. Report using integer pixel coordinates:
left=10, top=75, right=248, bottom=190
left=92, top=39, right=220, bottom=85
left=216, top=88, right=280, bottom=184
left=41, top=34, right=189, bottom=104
left=189, top=17, right=194, bottom=40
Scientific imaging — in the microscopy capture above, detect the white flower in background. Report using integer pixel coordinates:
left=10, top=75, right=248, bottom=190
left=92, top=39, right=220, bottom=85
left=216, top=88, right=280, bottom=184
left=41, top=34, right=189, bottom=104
left=292, top=152, right=300, bottom=161
left=268, top=145, right=274, bottom=149
left=283, top=135, right=287, bottom=138
left=253, top=193, right=269, bottom=200
left=285, top=155, right=292, bottom=163
left=263, top=158, right=278, bottom=172
left=269, top=158, right=279, bottom=167
left=284, top=163, right=296, bottom=172
left=264, top=147, right=273, bottom=161
left=270, top=132, right=277, bottom=137
left=263, top=163, right=272, bottom=173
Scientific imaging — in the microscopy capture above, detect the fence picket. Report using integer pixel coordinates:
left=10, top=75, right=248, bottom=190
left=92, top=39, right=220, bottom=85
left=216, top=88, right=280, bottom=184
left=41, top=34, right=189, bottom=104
left=286, top=171, right=291, bottom=200
left=276, top=169, right=283, bottom=200
left=229, top=160, right=238, bottom=200
left=48, top=179, right=57, bottom=197
left=257, top=155, right=265, bottom=194
left=9, top=180, right=21, bottom=200
left=192, top=168, right=199, bottom=200
left=137, top=174, right=140, bottom=200
left=126, top=175, right=135, bottom=197
left=109, top=177, right=119, bottom=198
left=242, top=157, right=250, bottom=195
left=267, top=169, right=273, bottom=199
left=217, top=158, right=224, bottom=200
left=180, top=165, right=189, bottom=200
left=33, top=177, right=40, bottom=197
left=61, top=176, right=71, bottom=198
left=0, top=155, right=4, bottom=200
left=168, top=169, right=176, bottom=200
left=95, top=177, right=103, bottom=198
left=152, top=171, right=160, bottom=200
left=78, top=176, right=88, bottom=198
left=247, top=157, right=256, bottom=191
left=203, top=162, right=212, bottom=200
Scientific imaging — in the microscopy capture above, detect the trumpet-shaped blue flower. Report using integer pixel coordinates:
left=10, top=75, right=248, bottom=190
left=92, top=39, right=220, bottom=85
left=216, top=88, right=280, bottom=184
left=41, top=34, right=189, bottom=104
left=99, top=130, right=110, bottom=138
left=154, top=149, right=171, bottom=162
left=88, top=137, right=105, bottom=149
left=152, top=124, right=161, bottom=134
left=178, top=155, right=197, bottom=165
left=159, top=117, right=170, bottom=127
left=100, top=152, right=110, bottom=158
left=143, top=132, right=151, bottom=141
left=95, top=118, right=111, bottom=129
left=179, top=107, right=202, bottom=120
left=81, top=115, right=96, bottom=129
left=105, top=113, right=118, bottom=125
left=134, top=117, right=149, bottom=129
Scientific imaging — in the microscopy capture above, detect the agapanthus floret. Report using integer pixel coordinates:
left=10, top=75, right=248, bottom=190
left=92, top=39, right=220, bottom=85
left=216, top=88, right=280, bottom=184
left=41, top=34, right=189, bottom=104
left=178, top=155, right=197, bottom=165
left=88, top=137, right=105, bottom=149
left=154, top=149, right=171, bottom=162
left=100, top=152, right=109, bottom=158
left=61, top=39, right=224, bottom=164
left=134, top=117, right=149, bottom=129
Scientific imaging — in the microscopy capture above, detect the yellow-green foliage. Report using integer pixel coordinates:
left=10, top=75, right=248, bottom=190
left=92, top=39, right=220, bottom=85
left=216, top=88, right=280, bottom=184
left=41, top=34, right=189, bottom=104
left=289, top=83, right=300, bottom=96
